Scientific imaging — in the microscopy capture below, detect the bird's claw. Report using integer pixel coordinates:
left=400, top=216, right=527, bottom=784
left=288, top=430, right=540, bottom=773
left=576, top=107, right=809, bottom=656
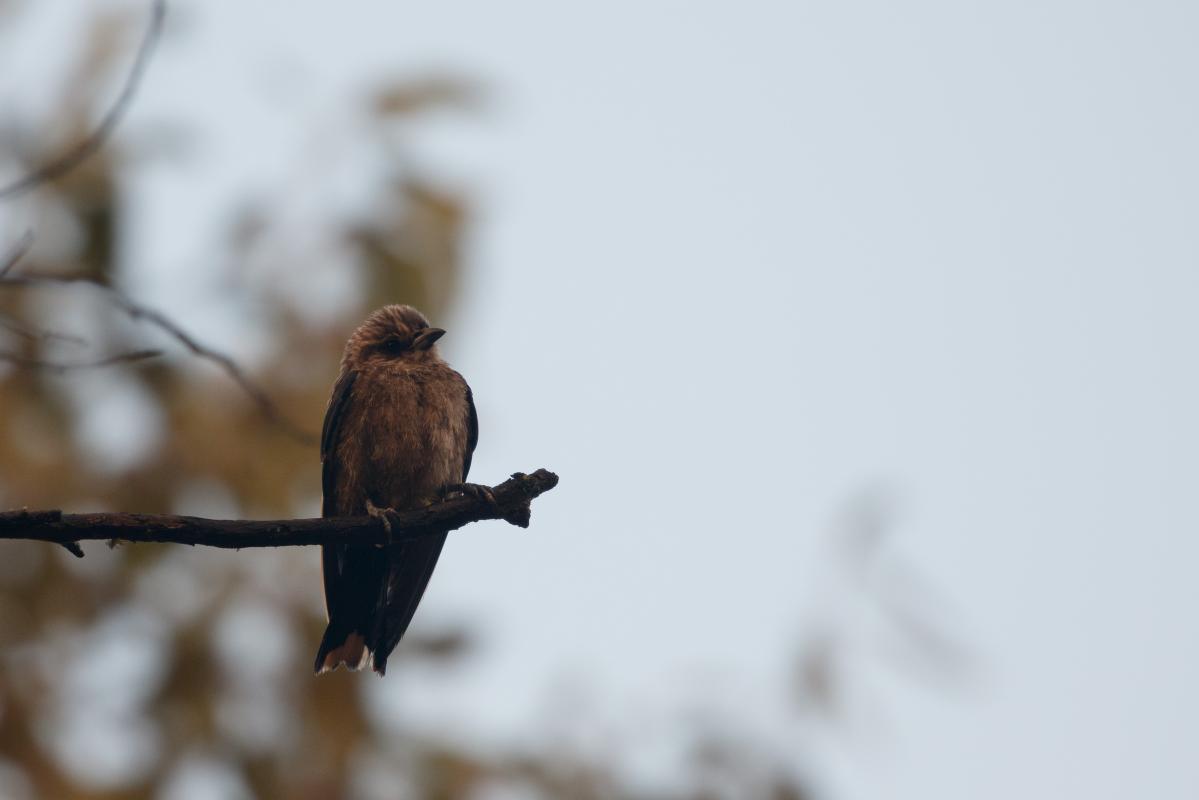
left=443, top=482, right=497, bottom=508
left=365, top=499, right=399, bottom=545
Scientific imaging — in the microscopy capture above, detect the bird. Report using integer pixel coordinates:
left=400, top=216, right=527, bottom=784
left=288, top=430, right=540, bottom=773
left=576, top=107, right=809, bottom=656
left=314, top=304, right=485, bottom=676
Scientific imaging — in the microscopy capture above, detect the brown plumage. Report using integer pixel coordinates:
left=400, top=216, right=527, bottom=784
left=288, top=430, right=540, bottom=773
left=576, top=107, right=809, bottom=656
left=314, top=304, right=479, bottom=675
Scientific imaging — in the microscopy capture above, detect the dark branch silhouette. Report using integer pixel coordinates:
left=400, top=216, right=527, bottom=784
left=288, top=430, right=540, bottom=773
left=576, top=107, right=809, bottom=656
left=0, top=347, right=161, bottom=371
left=0, top=230, right=33, bottom=277
left=0, top=232, right=85, bottom=348
left=0, top=1, right=312, bottom=444
left=0, top=236, right=165, bottom=369
left=0, top=469, right=558, bottom=556
left=0, top=315, right=88, bottom=345
left=0, top=272, right=317, bottom=444
left=0, top=0, right=167, bottom=199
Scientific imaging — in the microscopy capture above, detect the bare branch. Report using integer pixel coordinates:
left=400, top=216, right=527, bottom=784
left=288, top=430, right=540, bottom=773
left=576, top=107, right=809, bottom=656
left=0, top=316, right=88, bottom=345
left=0, top=348, right=160, bottom=372
left=0, top=273, right=318, bottom=444
left=0, top=232, right=97, bottom=347
left=102, top=287, right=319, bottom=444
left=0, top=1, right=167, bottom=200
left=0, top=469, right=559, bottom=551
left=60, top=541, right=85, bottom=558
left=0, top=231, right=33, bottom=278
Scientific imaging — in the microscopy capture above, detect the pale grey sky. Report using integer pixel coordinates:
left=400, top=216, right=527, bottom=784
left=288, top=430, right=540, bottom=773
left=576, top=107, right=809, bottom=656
left=6, top=0, right=1199, bottom=797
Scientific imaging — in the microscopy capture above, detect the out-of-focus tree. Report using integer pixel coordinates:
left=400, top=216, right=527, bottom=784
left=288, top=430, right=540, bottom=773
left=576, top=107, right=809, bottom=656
left=0, top=6, right=963, bottom=800
left=0, top=7, right=496, bottom=799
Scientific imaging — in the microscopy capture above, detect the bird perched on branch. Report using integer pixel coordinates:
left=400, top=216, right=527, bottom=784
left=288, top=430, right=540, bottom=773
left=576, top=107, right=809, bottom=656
left=314, top=304, right=487, bottom=675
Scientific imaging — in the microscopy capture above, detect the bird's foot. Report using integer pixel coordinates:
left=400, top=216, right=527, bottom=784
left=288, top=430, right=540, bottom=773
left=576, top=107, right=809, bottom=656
left=442, top=482, right=497, bottom=508
left=442, top=482, right=528, bottom=526
left=365, top=499, right=401, bottom=546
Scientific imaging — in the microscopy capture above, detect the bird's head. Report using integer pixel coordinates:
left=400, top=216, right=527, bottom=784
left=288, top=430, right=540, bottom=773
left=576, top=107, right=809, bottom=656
left=343, top=305, right=447, bottom=368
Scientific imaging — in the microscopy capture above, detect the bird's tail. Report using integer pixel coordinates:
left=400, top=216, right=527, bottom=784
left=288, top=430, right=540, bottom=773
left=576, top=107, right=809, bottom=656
left=313, top=620, right=372, bottom=674
left=313, top=534, right=447, bottom=676
left=367, top=532, right=448, bottom=676
left=314, top=542, right=386, bottom=674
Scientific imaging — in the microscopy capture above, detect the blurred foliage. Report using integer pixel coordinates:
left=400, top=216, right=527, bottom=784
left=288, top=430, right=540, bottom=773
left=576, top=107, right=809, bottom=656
left=0, top=7, right=963, bottom=800
left=0, top=9, right=499, bottom=799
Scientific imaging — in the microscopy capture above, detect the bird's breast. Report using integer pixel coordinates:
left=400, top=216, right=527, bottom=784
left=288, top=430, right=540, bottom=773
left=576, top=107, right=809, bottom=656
left=346, top=365, right=470, bottom=510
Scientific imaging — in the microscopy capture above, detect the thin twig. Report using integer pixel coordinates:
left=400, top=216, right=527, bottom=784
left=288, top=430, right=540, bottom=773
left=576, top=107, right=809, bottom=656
left=0, top=315, right=88, bottom=345
left=0, top=273, right=317, bottom=444
left=0, top=469, right=559, bottom=550
left=0, top=348, right=160, bottom=372
left=0, top=0, right=312, bottom=444
left=0, top=231, right=33, bottom=277
left=104, top=288, right=318, bottom=444
left=0, top=233, right=90, bottom=346
left=0, top=1, right=167, bottom=200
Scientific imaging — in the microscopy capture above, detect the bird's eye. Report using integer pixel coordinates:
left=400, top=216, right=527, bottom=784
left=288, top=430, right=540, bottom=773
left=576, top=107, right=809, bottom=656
left=382, top=338, right=407, bottom=355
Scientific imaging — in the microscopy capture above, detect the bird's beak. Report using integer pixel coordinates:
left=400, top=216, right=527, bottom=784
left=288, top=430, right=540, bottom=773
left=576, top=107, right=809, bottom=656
left=413, top=327, right=446, bottom=350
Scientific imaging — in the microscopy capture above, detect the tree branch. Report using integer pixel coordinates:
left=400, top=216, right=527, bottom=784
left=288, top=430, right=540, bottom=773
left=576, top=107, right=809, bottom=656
left=0, top=315, right=89, bottom=346
left=0, top=272, right=317, bottom=444
left=0, top=230, right=34, bottom=278
left=0, top=347, right=161, bottom=371
left=0, top=0, right=167, bottom=200
left=0, top=469, right=558, bottom=554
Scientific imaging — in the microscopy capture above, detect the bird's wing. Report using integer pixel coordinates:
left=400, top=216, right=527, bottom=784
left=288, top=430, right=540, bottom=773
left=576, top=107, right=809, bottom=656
left=371, top=378, right=479, bottom=675
left=320, top=369, right=358, bottom=620
left=321, top=369, right=358, bottom=515
left=463, top=383, right=479, bottom=481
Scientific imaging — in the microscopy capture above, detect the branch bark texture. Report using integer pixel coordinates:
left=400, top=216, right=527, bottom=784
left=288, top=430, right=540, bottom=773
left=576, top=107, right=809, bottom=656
left=0, top=469, right=557, bottom=553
